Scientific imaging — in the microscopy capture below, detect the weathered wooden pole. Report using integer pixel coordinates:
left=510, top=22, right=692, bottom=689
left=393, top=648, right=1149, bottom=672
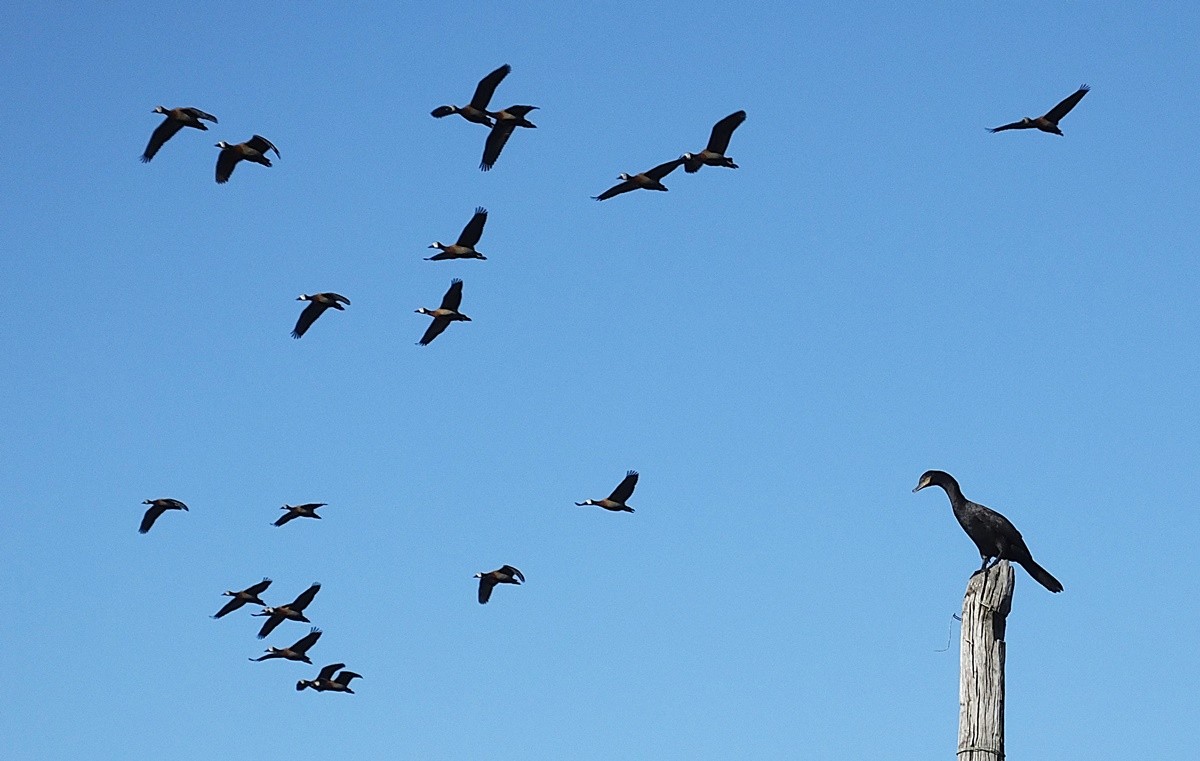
left=957, top=560, right=1015, bottom=761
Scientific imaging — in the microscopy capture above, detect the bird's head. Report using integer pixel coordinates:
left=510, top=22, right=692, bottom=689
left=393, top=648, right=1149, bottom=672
left=254, top=607, right=275, bottom=617
left=1022, top=117, right=1033, bottom=125
left=296, top=680, right=310, bottom=691
left=142, top=499, right=153, bottom=505
left=415, top=307, right=431, bottom=315
left=214, top=141, right=230, bottom=149
left=473, top=572, right=483, bottom=579
left=681, top=153, right=694, bottom=161
left=296, top=295, right=311, bottom=302
left=472, top=252, right=487, bottom=260
left=575, top=500, right=594, bottom=507
left=912, top=470, right=954, bottom=494
left=429, top=242, right=443, bottom=249
left=617, top=173, right=632, bottom=181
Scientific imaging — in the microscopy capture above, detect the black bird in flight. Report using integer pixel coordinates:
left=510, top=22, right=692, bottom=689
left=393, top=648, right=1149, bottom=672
left=480, top=105, right=538, bottom=171
left=253, top=582, right=322, bottom=638
left=913, top=470, right=1063, bottom=593
left=987, top=85, right=1090, bottom=136
left=142, top=106, right=218, bottom=162
left=139, top=498, right=188, bottom=534
left=297, top=663, right=363, bottom=694
left=593, top=158, right=685, bottom=200
left=415, top=279, right=471, bottom=346
left=682, top=110, right=746, bottom=173
left=427, top=207, right=489, bottom=261
left=249, top=627, right=322, bottom=664
left=575, top=470, right=638, bottom=512
left=475, top=565, right=525, bottom=604
left=214, top=135, right=279, bottom=183
left=212, top=578, right=272, bottom=619
left=431, top=64, right=511, bottom=127
left=273, top=502, right=327, bottom=526
left=291, top=294, right=349, bottom=338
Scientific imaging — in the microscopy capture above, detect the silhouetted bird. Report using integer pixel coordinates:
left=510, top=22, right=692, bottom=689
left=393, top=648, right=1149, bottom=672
left=415, top=279, right=471, bottom=346
left=575, top=470, right=638, bottom=512
left=297, top=663, right=363, bottom=694
left=682, top=110, right=746, bottom=173
left=431, top=64, right=511, bottom=127
left=593, top=159, right=685, bottom=200
left=214, top=135, right=279, bottom=183
left=913, top=470, right=1063, bottom=593
left=475, top=565, right=524, bottom=604
left=292, top=294, right=349, bottom=339
left=212, top=578, right=272, bottom=619
left=139, top=498, right=188, bottom=534
left=273, top=502, right=327, bottom=526
left=254, top=582, right=322, bottom=638
left=427, top=207, right=489, bottom=261
left=249, top=627, right=322, bottom=663
left=987, top=85, right=1090, bottom=136
left=142, top=106, right=218, bottom=162
left=480, top=106, right=538, bottom=171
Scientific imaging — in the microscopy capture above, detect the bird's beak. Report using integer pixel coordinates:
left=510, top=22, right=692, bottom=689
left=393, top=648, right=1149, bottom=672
left=912, top=482, right=926, bottom=493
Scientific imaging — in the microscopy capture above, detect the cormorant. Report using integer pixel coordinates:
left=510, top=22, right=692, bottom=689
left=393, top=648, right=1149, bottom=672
left=575, top=470, right=638, bottom=512
left=427, top=207, right=489, bottom=261
left=431, top=64, right=511, bottom=127
left=415, top=279, right=471, bottom=346
left=249, top=627, right=322, bottom=663
left=682, top=110, right=746, bottom=173
left=474, top=565, right=524, bottom=604
left=254, top=582, right=322, bottom=638
left=593, top=159, right=685, bottom=200
left=292, top=294, right=349, bottom=339
left=273, top=503, right=327, bottom=526
left=480, top=106, right=538, bottom=171
left=212, top=578, right=272, bottom=619
left=297, top=663, right=363, bottom=693
left=142, top=106, right=218, bottom=162
left=987, top=85, right=1090, bottom=136
left=139, top=498, right=188, bottom=534
left=214, top=135, right=279, bottom=183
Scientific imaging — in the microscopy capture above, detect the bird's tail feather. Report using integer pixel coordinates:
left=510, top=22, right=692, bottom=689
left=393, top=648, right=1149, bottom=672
left=1021, top=559, right=1063, bottom=593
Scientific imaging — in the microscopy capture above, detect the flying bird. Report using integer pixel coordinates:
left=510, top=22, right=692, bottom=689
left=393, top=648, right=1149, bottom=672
left=431, top=64, right=511, bottom=127
left=273, top=502, right=328, bottom=526
left=682, top=110, right=746, bottom=173
left=427, top=207, right=489, bottom=261
left=253, top=582, right=322, bottom=639
left=139, top=498, right=188, bottom=534
left=214, top=135, right=279, bottom=183
left=575, top=470, right=638, bottom=512
left=212, top=578, right=272, bottom=619
left=291, top=294, right=349, bottom=339
left=593, top=158, right=685, bottom=200
left=987, top=85, right=1090, bottom=136
left=297, top=663, right=363, bottom=694
left=142, top=106, right=218, bottom=162
left=480, top=105, right=538, bottom=171
left=475, top=565, right=525, bottom=604
left=249, top=627, right=322, bottom=664
left=913, top=470, right=1064, bottom=593
left=415, top=279, right=471, bottom=346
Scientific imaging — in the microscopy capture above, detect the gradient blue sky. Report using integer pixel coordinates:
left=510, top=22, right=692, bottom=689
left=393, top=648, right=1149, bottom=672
left=3, top=3, right=1199, bottom=759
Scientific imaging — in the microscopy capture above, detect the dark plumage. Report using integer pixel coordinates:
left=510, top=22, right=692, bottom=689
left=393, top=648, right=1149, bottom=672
left=142, top=106, right=218, bottom=162
left=415, top=279, right=471, bottom=346
left=427, top=207, right=488, bottom=261
left=480, top=106, right=538, bottom=171
left=273, top=502, right=327, bottom=526
left=474, top=565, right=524, bottom=604
left=431, top=64, right=511, bottom=127
left=139, top=498, right=188, bottom=534
left=212, top=578, right=272, bottom=619
left=987, top=85, right=1090, bottom=136
left=253, top=582, right=322, bottom=639
left=575, top=470, right=638, bottom=512
left=297, top=663, right=363, bottom=693
left=913, top=470, right=1063, bottom=593
left=682, top=110, right=746, bottom=173
left=593, top=159, right=685, bottom=200
left=214, top=135, right=279, bottom=183
left=291, top=294, right=349, bottom=339
left=249, top=627, right=322, bottom=664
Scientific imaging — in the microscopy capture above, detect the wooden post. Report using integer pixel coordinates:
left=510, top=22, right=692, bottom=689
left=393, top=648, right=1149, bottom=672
left=957, top=560, right=1014, bottom=761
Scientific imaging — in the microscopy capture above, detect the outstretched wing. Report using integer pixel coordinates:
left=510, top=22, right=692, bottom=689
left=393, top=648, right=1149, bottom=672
left=290, top=582, right=322, bottom=612
left=592, top=179, right=636, bottom=201
left=440, top=279, right=464, bottom=311
left=328, top=294, right=350, bottom=305
left=212, top=597, right=245, bottom=619
left=456, top=207, right=488, bottom=247
left=500, top=565, right=525, bottom=583
left=477, top=577, right=496, bottom=604
left=986, top=121, right=1031, bottom=134
left=247, top=135, right=280, bottom=158
left=245, top=578, right=272, bottom=596
left=706, top=110, right=746, bottom=154
left=607, top=470, right=639, bottom=503
left=215, top=148, right=239, bottom=184
left=645, top=158, right=684, bottom=181
left=181, top=107, right=218, bottom=123
left=292, top=628, right=322, bottom=654
left=480, top=122, right=517, bottom=171
left=273, top=509, right=299, bottom=527
left=470, top=64, right=511, bottom=110
left=335, top=670, right=363, bottom=685
left=138, top=504, right=167, bottom=534
left=256, top=614, right=284, bottom=639
left=1043, top=84, right=1089, bottom=124
left=317, top=662, right=345, bottom=681
left=418, top=317, right=451, bottom=346
left=141, top=118, right=184, bottom=163
left=291, top=301, right=327, bottom=339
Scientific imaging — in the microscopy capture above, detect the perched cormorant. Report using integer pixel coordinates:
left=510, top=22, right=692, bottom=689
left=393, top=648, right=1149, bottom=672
left=415, top=279, right=471, bottom=346
left=593, top=159, right=685, bottom=200
left=139, top=498, right=188, bottom=534
left=575, top=470, right=638, bottom=512
left=214, top=135, right=279, bottom=183
left=297, top=663, right=363, bottom=693
left=474, top=565, right=524, bottom=604
left=427, top=207, right=489, bottom=261
left=212, top=578, right=272, bottom=619
left=913, top=470, right=1063, bottom=593
left=431, top=64, right=511, bottom=127
left=292, top=294, right=349, bottom=339
left=480, top=106, right=538, bottom=171
left=273, top=503, right=327, bottom=526
left=249, top=627, right=322, bottom=663
left=254, top=582, right=322, bottom=638
left=987, top=85, right=1090, bottom=136
left=682, top=110, right=746, bottom=173
left=142, top=106, right=218, bottom=162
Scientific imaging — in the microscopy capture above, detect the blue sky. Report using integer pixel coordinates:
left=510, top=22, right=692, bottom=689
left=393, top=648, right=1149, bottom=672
left=2, top=2, right=1198, bottom=759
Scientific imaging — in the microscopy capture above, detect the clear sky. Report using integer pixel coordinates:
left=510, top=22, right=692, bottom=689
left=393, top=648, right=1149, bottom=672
left=2, top=2, right=1198, bottom=759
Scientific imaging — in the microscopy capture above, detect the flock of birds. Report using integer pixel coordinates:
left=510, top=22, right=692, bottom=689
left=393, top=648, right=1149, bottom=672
left=136, top=68, right=1087, bottom=693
